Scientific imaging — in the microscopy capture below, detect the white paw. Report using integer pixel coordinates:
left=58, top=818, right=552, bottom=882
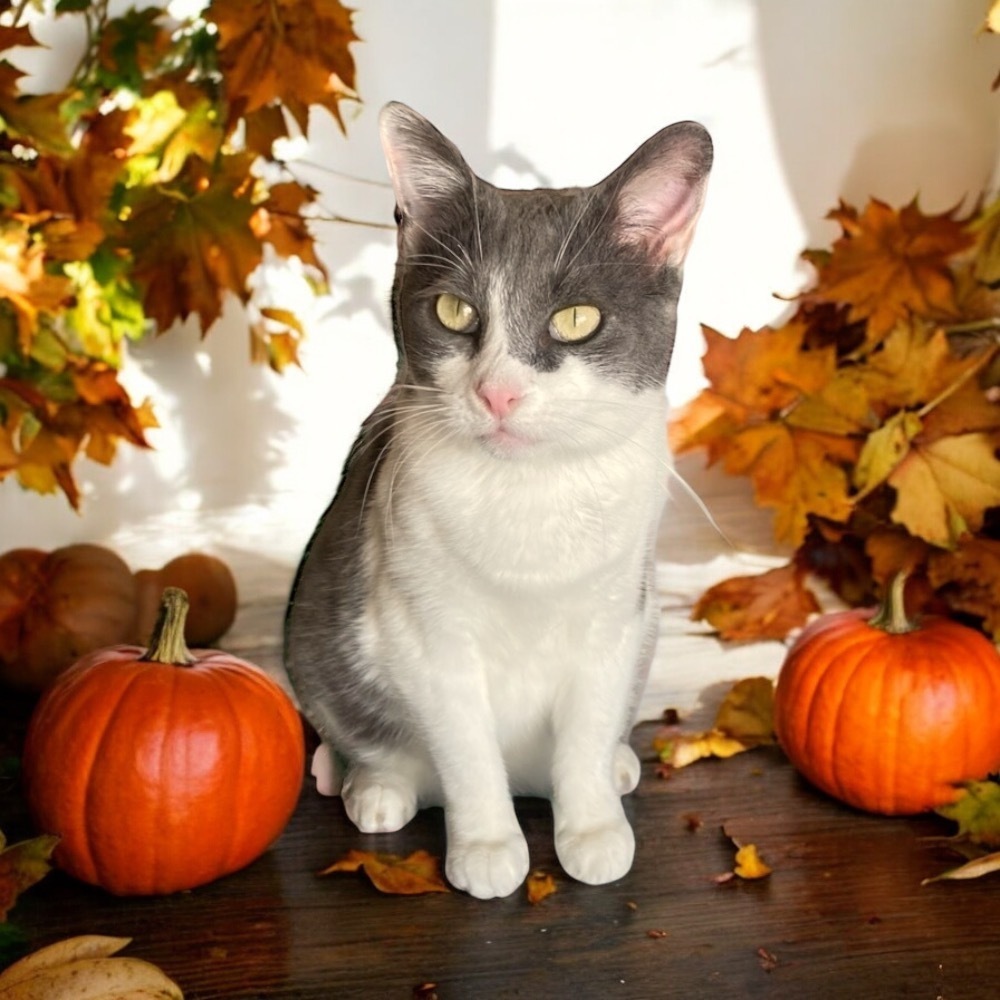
left=342, top=772, right=418, bottom=833
left=556, top=817, right=635, bottom=885
left=614, top=743, right=641, bottom=795
left=446, top=833, right=530, bottom=899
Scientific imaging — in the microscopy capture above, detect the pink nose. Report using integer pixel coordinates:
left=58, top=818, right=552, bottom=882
left=477, top=382, right=522, bottom=419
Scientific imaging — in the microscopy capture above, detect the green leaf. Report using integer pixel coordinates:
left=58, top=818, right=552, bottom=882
left=935, top=780, right=1000, bottom=849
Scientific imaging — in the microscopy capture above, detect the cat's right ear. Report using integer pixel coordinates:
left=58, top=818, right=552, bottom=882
left=379, top=103, right=472, bottom=226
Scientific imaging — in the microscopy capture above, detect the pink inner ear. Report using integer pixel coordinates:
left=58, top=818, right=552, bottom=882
left=618, top=172, right=705, bottom=266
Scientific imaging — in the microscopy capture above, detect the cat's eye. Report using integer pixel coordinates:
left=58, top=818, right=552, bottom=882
left=550, top=305, right=602, bottom=343
left=435, top=293, right=479, bottom=333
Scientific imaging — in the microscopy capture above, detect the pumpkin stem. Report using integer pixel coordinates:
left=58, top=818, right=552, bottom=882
left=868, top=572, right=918, bottom=635
left=141, top=587, right=196, bottom=665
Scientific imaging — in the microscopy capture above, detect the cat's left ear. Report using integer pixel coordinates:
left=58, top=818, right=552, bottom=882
left=379, top=102, right=473, bottom=225
left=609, top=121, right=713, bottom=268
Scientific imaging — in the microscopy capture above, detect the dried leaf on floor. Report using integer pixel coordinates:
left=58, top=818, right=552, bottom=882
left=934, top=780, right=1000, bottom=848
left=525, top=870, right=557, bottom=905
left=653, top=676, right=775, bottom=771
left=320, top=849, right=451, bottom=895
left=733, top=843, right=773, bottom=880
left=655, top=729, right=751, bottom=769
left=922, top=851, right=1000, bottom=885
left=713, top=676, right=775, bottom=744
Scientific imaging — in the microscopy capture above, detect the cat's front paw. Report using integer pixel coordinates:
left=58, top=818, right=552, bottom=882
left=446, top=833, right=530, bottom=899
left=556, top=817, right=635, bottom=885
left=342, top=770, right=418, bottom=833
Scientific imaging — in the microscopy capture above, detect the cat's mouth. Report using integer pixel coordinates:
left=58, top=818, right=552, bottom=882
left=480, top=425, right=534, bottom=456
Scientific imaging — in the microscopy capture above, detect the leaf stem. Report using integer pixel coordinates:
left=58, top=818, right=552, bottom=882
left=140, top=587, right=195, bottom=665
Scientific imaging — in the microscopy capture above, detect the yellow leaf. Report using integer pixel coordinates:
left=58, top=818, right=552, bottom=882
left=714, top=676, right=775, bottom=744
left=656, top=729, right=751, bottom=769
left=733, top=843, right=772, bottom=880
left=853, top=410, right=923, bottom=496
left=888, top=432, right=1000, bottom=548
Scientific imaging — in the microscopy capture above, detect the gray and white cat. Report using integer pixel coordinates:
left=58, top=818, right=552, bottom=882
left=284, top=103, right=712, bottom=899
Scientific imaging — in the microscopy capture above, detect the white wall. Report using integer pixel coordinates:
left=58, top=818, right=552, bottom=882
left=2, top=0, right=997, bottom=557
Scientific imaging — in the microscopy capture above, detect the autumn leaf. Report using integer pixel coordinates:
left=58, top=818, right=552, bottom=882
left=720, top=422, right=858, bottom=546
left=700, top=322, right=834, bottom=417
left=923, top=850, right=1000, bottom=885
left=255, top=182, right=326, bottom=273
left=526, top=870, right=557, bottom=905
left=733, top=843, right=772, bottom=880
left=320, top=849, right=451, bottom=895
left=0, top=830, right=59, bottom=921
left=935, top=781, right=1000, bottom=848
left=656, top=728, right=752, bottom=769
left=126, top=168, right=263, bottom=333
left=0, top=223, right=73, bottom=353
left=804, top=198, right=973, bottom=345
left=208, top=0, right=360, bottom=133
left=692, top=562, right=820, bottom=641
left=714, top=676, right=775, bottom=745
left=925, top=781, right=1000, bottom=883
left=928, top=537, right=1000, bottom=638
left=887, top=432, right=1000, bottom=548
left=654, top=677, right=775, bottom=769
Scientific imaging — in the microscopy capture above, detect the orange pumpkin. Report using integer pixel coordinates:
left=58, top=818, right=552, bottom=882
left=22, top=587, right=305, bottom=895
left=0, top=544, right=137, bottom=692
left=774, top=575, right=1000, bottom=815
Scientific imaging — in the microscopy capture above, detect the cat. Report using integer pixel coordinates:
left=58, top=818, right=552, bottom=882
left=284, top=102, right=712, bottom=899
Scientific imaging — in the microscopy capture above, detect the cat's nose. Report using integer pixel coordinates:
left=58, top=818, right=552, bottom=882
left=476, top=382, right=523, bottom=419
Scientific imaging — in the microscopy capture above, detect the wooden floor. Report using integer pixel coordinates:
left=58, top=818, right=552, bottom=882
left=4, top=693, right=998, bottom=1000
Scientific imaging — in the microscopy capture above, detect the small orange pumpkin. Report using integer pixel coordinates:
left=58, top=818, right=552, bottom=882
left=22, top=587, right=304, bottom=895
left=0, top=543, right=137, bottom=692
left=774, top=575, right=1000, bottom=815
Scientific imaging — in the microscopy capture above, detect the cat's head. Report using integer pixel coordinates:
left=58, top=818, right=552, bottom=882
left=380, top=102, right=712, bottom=460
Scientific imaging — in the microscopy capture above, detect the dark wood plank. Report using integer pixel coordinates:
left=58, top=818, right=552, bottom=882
left=3, top=697, right=997, bottom=1000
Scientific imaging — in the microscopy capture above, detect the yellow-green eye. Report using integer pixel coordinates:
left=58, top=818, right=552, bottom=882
left=550, top=305, right=602, bottom=343
left=435, top=293, right=479, bottom=333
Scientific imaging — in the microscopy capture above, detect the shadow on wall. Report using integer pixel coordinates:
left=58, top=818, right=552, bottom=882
left=755, top=0, right=1000, bottom=246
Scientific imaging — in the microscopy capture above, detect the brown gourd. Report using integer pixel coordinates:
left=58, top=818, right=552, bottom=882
left=0, top=544, right=137, bottom=692
left=131, top=551, right=237, bottom=646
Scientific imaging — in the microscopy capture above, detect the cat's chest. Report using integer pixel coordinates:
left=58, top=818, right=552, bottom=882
left=381, top=426, right=666, bottom=592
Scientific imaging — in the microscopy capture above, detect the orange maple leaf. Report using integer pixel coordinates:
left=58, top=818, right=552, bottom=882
left=125, top=167, right=263, bottom=333
left=320, top=848, right=451, bottom=895
left=208, top=0, right=360, bottom=133
left=804, top=198, right=973, bottom=345
left=721, top=421, right=858, bottom=545
left=691, top=562, right=820, bottom=641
